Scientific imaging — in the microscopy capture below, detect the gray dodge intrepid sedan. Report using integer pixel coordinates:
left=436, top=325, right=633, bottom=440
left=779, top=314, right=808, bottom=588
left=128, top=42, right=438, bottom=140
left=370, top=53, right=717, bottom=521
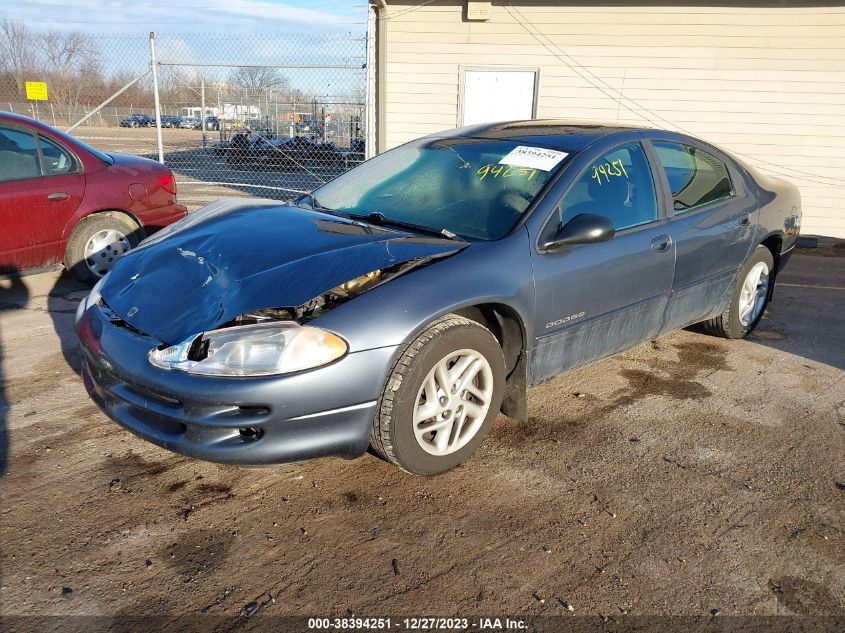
left=76, top=120, right=801, bottom=475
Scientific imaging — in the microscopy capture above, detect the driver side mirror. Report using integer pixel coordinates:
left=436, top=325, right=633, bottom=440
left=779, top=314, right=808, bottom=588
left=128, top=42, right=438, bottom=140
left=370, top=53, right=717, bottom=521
left=541, top=213, right=615, bottom=251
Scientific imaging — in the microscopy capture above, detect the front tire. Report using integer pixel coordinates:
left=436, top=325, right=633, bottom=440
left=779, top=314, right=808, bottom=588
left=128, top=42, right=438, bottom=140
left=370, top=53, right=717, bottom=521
left=371, top=315, right=505, bottom=475
left=702, top=245, right=775, bottom=339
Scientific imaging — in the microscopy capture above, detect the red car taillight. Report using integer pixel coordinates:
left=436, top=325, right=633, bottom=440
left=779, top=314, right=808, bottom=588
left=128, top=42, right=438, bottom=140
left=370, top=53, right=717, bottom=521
left=158, top=173, right=177, bottom=196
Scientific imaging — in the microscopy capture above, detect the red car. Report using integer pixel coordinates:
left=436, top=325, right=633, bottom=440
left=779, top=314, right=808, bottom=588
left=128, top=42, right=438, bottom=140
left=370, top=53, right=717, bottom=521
left=0, top=112, right=187, bottom=282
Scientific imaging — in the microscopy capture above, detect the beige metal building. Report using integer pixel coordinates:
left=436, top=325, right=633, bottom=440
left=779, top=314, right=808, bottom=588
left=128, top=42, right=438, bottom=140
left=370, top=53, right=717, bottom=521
left=366, top=1, right=845, bottom=238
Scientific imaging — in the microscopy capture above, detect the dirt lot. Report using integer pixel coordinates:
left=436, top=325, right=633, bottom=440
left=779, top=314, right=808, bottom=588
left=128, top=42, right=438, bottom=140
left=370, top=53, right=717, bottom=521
left=0, top=252, right=843, bottom=627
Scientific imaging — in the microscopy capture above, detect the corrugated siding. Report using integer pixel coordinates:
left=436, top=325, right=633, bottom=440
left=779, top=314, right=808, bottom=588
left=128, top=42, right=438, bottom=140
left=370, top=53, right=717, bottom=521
left=381, top=1, right=845, bottom=238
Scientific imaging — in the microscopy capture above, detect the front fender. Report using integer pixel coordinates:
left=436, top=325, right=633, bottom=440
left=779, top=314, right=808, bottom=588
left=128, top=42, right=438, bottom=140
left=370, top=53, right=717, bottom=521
left=316, top=228, right=536, bottom=353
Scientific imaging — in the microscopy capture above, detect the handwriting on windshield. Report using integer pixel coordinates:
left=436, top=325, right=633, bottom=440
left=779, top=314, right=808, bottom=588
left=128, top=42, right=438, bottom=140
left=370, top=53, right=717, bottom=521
left=591, top=159, right=629, bottom=185
left=477, top=164, right=538, bottom=181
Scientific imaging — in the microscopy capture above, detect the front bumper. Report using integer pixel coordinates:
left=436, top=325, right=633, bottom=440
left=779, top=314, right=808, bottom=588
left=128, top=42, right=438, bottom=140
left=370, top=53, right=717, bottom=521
left=75, top=301, right=398, bottom=465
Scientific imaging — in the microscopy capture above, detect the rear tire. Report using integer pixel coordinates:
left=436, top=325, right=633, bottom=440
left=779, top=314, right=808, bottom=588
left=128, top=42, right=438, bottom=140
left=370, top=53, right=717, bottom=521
left=64, top=213, right=140, bottom=284
left=370, top=315, right=505, bottom=475
left=701, top=245, right=775, bottom=339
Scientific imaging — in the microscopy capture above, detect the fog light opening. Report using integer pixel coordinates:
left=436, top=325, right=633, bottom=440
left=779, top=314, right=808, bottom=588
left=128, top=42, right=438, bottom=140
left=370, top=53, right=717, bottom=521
left=239, top=427, right=264, bottom=441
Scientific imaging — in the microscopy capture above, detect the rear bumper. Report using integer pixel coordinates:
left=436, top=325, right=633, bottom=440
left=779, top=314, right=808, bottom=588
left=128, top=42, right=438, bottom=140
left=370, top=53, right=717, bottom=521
left=141, top=203, right=188, bottom=234
left=778, top=243, right=796, bottom=274
left=75, top=301, right=397, bottom=465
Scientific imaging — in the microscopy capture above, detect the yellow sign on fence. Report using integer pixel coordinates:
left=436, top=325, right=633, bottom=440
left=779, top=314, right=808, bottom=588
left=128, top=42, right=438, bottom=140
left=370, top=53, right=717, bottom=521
left=25, top=81, right=48, bottom=101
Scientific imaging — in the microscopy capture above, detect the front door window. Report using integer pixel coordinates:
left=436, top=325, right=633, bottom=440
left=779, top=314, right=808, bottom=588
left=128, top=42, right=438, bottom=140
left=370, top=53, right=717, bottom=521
left=560, top=142, right=658, bottom=230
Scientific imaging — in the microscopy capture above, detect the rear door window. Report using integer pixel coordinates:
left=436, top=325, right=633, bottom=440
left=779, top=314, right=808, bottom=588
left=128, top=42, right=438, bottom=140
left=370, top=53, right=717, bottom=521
left=652, top=141, right=734, bottom=213
left=39, top=135, right=78, bottom=176
left=0, top=127, right=41, bottom=181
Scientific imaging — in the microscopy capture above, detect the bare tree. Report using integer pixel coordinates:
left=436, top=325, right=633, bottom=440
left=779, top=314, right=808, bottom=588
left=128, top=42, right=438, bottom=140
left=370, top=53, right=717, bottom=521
left=40, top=31, right=94, bottom=75
left=0, top=18, right=31, bottom=98
left=228, top=66, right=289, bottom=94
left=37, top=30, right=97, bottom=115
left=158, top=66, right=204, bottom=110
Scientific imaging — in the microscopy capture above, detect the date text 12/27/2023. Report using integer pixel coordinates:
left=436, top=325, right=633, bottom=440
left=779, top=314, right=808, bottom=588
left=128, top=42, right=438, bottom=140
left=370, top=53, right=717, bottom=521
left=307, top=617, right=529, bottom=630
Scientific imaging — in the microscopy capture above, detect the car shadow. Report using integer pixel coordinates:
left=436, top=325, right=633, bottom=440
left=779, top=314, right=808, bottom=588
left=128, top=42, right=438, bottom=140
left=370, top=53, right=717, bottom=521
left=687, top=249, right=845, bottom=371
left=748, top=250, right=845, bottom=371
left=46, top=272, right=90, bottom=376
left=0, top=270, right=27, bottom=476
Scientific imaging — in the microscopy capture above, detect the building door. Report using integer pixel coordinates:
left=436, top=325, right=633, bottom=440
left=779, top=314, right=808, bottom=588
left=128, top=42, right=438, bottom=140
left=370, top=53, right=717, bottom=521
left=461, top=69, right=537, bottom=126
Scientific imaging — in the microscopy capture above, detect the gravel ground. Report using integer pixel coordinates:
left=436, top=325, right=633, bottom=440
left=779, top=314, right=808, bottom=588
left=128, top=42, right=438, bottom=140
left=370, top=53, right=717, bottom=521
left=0, top=252, right=843, bottom=627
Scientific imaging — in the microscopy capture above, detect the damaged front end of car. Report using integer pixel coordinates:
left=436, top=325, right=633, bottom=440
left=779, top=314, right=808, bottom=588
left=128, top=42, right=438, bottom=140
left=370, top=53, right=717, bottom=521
left=144, top=260, right=432, bottom=378
left=73, top=202, right=473, bottom=465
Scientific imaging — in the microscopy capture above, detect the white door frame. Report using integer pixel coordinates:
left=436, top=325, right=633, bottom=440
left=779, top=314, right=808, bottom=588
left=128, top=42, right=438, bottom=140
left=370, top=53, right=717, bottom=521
left=458, top=65, right=541, bottom=126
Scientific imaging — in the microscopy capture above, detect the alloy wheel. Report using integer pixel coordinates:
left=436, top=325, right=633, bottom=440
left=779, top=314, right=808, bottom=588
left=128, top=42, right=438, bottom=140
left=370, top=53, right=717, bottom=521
left=412, top=349, right=494, bottom=456
left=738, top=261, right=770, bottom=326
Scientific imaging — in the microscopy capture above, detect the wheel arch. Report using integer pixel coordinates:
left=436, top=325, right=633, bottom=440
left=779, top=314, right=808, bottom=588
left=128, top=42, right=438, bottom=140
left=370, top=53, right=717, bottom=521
left=759, top=231, right=783, bottom=271
left=757, top=232, right=782, bottom=303
left=452, top=302, right=529, bottom=421
left=451, top=302, right=525, bottom=374
left=63, top=208, right=145, bottom=242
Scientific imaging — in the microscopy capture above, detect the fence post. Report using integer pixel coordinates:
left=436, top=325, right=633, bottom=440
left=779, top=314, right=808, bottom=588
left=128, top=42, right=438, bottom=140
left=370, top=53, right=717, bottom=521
left=217, top=89, right=224, bottom=142
left=201, top=75, right=207, bottom=149
left=149, top=32, right=165, bottom=164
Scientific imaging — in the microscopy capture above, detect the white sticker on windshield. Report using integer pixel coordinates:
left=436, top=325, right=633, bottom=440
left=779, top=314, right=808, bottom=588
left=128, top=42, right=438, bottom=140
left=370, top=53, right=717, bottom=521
left=499, top=146, right=568, bottom=171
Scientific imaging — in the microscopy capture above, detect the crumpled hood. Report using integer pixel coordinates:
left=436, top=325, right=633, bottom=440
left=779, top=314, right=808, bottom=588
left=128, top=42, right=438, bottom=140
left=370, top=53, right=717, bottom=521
left=100, top=198, right=465, bottom=344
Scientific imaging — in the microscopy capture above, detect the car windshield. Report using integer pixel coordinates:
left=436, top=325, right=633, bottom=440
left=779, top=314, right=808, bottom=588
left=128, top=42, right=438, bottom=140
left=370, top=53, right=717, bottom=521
left=309, top=137, right=571, bottom=240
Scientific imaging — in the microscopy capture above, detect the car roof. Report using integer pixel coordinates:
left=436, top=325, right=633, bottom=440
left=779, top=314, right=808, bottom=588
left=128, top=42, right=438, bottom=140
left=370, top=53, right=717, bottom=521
left=0, top=110, right=43, bottom=127
left=438, top=119, right=655, bottom=152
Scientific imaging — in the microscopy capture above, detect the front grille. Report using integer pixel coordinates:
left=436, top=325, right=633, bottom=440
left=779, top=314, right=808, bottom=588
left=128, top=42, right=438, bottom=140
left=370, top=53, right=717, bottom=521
left=85, top=354, right=271, bottom=431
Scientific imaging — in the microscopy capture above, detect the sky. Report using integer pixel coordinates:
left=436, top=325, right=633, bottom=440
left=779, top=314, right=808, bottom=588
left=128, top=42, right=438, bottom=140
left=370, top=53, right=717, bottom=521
left=0, top=0, right=367, bottom=34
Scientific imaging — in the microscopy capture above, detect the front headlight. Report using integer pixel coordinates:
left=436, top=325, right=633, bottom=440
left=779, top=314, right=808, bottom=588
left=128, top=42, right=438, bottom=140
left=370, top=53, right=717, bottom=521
left=148, top=322, right=347, bottom=376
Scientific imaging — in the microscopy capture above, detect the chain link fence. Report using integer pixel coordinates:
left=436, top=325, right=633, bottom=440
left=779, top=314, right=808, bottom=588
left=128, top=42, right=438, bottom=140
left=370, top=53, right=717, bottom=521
left=0, top=26, right=367, bottom=209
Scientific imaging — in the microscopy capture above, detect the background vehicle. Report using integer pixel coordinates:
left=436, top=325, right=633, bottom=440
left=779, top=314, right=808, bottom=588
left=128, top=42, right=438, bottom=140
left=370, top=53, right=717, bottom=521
left=159, top=115, right=183, bottom=128
left=341, top=138, right=366, bottom=168
left=215, top=133, right=345, bottom=171
left=194, top=116, right=220, bottom=131
left=205, top=116, right=220, bottom=131
left=179, top=117, right=198, bottom=129
left=75, top=121, right=800, bottom=474
left=0, top=111, right=187, bottom=282
left=119, top=114, right=153, bottom=128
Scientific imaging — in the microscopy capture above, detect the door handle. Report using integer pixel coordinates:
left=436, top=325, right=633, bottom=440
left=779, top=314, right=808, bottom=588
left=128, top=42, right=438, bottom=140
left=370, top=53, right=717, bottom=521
left=738, top=214, right=751, bottom=227
left=47, top=192, right=69, bottom=201
left=650, top=235, right=673, bottom=252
